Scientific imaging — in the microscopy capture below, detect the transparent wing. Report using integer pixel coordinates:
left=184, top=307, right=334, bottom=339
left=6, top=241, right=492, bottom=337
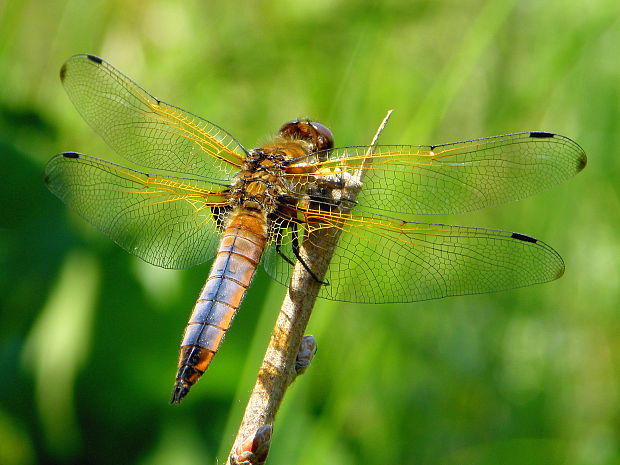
left=60, top=54, right=247, bottom=180
left=263, top=208, right=564, bottom=304
left=285, top=132, right=587, bottom=215
left=45, top=152, right=229, bottom=269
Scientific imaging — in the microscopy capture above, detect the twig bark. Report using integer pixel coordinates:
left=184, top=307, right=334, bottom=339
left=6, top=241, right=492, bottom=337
left=228, top=111, right=393, bottom=465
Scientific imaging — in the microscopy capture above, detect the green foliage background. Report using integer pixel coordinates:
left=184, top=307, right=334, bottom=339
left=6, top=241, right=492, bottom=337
left=1, top=0, right=618, bottom=464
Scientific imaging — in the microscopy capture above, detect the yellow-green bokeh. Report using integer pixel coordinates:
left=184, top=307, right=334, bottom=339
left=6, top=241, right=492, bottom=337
left=1, top=1, right=618, bottom=464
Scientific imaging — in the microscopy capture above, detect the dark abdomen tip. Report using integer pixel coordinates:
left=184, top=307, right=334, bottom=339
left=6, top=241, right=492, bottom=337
left=170, top=383, right=190, bottom=404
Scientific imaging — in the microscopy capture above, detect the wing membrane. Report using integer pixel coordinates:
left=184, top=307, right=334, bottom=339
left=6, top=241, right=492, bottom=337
left=60, top=54, right=246, bottom=180
left=286, top=132, right=586, bottom=215
left=45, top=152, right=229, bottom=269
left=263, top=208, right=564, bottom=303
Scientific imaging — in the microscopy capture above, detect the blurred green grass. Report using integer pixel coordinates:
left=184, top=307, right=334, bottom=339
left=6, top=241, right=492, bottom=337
left=1, top=0, right=619, bottom=464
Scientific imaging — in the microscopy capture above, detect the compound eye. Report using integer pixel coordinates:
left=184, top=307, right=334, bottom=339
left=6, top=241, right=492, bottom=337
left=278, top=120, right=334, bottom=153
left=278, top=120, right=301, bottom=137
left=310, top=122, right=334, bottom=151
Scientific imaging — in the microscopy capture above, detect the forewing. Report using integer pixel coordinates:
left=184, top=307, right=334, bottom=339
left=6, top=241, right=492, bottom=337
left=288, top=132, right=586, bottom=215
left=263, top=209, right=564, bottom=304
left=60, top=54, right=246, bottom=180
left=45, top=152, right=228, bottom=269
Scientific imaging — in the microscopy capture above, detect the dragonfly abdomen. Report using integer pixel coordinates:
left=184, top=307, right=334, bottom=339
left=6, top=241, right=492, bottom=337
left=171, top=209, right=268, bottom=403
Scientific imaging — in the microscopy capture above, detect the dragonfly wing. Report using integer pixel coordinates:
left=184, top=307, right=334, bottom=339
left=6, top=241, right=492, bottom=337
left=263, top=209, right=563, bottom=303
left=293, top=132, right=586, bottom=215
left=262, top=222, right=297, bottom=290
left=60, top=54, right=247, bottom=180
left=45, top=152, right=229, bottom=269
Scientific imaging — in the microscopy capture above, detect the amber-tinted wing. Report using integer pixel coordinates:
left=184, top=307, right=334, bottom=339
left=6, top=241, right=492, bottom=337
left=263, top=208, right=564, bottom=304
left=45, top=152, right=229, bottom=269
left=60, top=54, right=246, bottom=180
left=285, top=132, right=586, bottom=215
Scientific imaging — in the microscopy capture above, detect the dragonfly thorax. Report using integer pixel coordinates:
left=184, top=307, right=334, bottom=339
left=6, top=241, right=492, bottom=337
left=229, top=149, right=288, bottom=212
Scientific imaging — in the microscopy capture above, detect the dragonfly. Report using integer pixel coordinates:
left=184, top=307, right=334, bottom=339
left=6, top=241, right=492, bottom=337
left=45, top=54, right=587, bottom=403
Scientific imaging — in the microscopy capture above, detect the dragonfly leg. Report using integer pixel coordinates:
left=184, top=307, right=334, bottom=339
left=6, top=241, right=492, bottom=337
left=289, top=222, right=329, bottom=286
left=272, top=222, right=296, bottom=267
left=272, top=221, right=328, bottom=285
left=275, top=243, right=295, bottom=267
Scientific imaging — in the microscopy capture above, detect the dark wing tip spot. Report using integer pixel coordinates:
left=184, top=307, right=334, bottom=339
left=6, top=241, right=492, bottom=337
left=529, top=131, right=555, bottom=139
left=59, top=64, right=67, bottom=81
left=576, top=152, right=588, bottom=172
left=86, top=54, right=103, bottom=64
left=511, top=232, right=538, bottom=244
left=63, top=152, right=80, bottom=159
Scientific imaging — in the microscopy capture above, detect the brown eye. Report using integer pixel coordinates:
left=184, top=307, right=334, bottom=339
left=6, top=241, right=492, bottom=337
left=310, top=122, right=334, bottom=151
left=278, top=120, right=302, bottom=139
left=278, top=120, right=334, bottom=152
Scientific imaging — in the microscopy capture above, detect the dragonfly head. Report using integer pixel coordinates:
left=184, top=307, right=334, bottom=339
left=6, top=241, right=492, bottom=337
left=279, top=120, right=334, bottom=153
